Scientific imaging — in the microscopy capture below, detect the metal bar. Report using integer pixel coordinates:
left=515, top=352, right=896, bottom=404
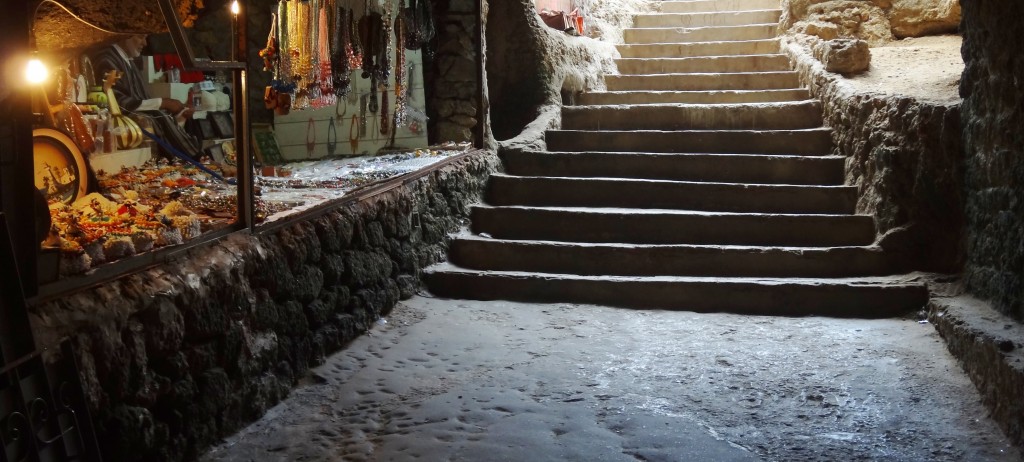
left=237, top=1, right=255, bottom=231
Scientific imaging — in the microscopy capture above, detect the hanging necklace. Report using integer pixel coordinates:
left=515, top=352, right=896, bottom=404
left=327, top=115, right=338, bottom=156
left=332, top=5, right=351, bottom=96
left=306, top=117, right=317, bottom=158
left=314, top=0, right=336, bottom=108
left=349, top=114, right=360, bottom=153
left=379, top=84, right=389, bottom=135
left=393, top=12, right=408, bottom=127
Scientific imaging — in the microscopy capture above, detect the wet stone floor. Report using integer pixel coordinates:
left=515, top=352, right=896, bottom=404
left=202, top=297, right=1022, bottom=462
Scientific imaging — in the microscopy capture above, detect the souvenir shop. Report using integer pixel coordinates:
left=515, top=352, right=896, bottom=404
left=5, top=0, right=472, bottom=292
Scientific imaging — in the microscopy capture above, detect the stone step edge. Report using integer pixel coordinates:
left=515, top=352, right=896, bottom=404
left=424, top=264, right=930, bottom=318
left=618, top=38, right=780, bottom=47
left=636, top=8, right=783, bottom=16
left=607, top=71, right=798, bottom=77
left=472, top=204, right=866, bottom=219
left=455, top=233, right=879, bottom=252
left=488, top=172, right=848, bottom=189
left=563, top=100, right=819, bottom=109
left=547, top=128, right=833, bottom=136
left=625, top=23, right=780, bottom=31
left=428, top=262, right=927, bottom=286
left=616, top=53, right=789, bottom=61
left=514, top=151, right=843, bottom=159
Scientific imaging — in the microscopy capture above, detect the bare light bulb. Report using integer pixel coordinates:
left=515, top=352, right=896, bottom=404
left=230, top=1, right=240, bottom=15
left=25, top=58, right=48, bottom=84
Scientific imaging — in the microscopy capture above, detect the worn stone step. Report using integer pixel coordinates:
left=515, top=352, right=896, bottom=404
left=449, top=235, right=897, bottom=278
left=624, top=24, right=778, bottom=44
left=633, top=9, right=782, bottom=28
left=423, top=264, right=928, bottom=318
left=659, top=0, right=782, bottom=14
left=545, top=128, right=833, bottom=155
left=576, top=89, right=809, bottom=105
left=501, top=151, right=845, bottom=185
left=470, top=205, right=875, bottom=246
left=606, top=71, right=799, bottom=91
left=561, top=101, right=822, bottom=131
left=486, top=174, right=854, bottom=213
left=617, top=54, right=791, bottom=74
left=618, top=39, right=780, bottom=59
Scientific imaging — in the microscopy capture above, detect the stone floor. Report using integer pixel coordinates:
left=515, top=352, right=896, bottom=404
left=202, top=296, right=1022, bottom=462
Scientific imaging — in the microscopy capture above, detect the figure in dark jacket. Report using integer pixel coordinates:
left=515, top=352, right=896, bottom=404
left=90, top=35, right=201, bottom=159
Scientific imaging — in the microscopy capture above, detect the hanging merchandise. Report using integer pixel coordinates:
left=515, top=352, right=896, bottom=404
left=359, top=4, right=384, bottom=81
left=379, top=86, right=389, bottom=135
left=393, top=11, right=409, bottom=128
left=348, top=8, right=364, bottom=70
left=312, top=0, right=336, bottom=109
left=349, top=113, right=360, bottom=153
left=306, top=117, right=317, bottom=157
left=327, top=115, right=338, bottom=156
left=403, top=0, right=435, bottom=51
left=259, top=13, right=279, bottom=72
left=331, top=6, right=352, bottom=97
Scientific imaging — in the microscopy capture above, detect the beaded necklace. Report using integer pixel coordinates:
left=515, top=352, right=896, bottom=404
left=393, top=12, right=408, bottom=127
left=332, top=5, right=351, bottom=96
left=314, top=0, right=336, bottom=108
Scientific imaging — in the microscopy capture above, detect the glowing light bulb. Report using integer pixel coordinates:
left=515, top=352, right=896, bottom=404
left=230, top=1, right=240, bottom=15
left=25, top=58, right=48, bottom=84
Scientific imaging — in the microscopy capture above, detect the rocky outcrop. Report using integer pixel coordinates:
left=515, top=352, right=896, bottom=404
left=787, top=0, right=894, bottom=45
left=29, top=151, right=499, bottom=462
left=889, top=0, right=961, bottom=38
left=781, top=0, right=960, bottom=43
left=782, top=36, right=965, bottom=272
left=485, top=0, right=620, bottom=143
left=960, top=0, right=1024, bottom=322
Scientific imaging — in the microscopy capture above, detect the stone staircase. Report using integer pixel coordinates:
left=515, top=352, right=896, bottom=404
left=424, top=0, right=929, bottom=317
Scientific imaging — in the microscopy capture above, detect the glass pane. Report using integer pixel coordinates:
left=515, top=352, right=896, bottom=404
left=33, top=12, right=238, bottom=282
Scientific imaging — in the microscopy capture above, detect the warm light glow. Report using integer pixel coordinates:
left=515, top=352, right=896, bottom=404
left=230, top=1, right=240, bottom=15
left=25, top=58, right=48, bottom=84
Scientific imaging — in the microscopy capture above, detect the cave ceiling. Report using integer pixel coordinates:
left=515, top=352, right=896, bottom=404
left=32, top=0, right=199, bottom=57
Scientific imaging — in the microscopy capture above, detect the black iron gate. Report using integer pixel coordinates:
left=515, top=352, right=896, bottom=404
left=0, top=213, right=102, bottom=462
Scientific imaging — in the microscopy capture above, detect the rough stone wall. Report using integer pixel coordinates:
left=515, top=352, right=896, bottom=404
left=485, top=0, right=618, bottom=143
left=429, top=0, right=484, bottom=144
left=28, top=151, right=499, bottom=462
left=783, top=38, right=965, bottom=272
left=781, top=0, right=960, bottom=43
left=959, top=1, right=1024, bottom=321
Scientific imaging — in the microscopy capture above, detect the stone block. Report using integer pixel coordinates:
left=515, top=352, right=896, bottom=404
left=888, top=0, right=960, bottom=38
left=815, top=38, right=871, bottom=74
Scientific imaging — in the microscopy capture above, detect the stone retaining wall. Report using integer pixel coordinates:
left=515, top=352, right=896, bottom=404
left=782, top=37, right=965, bottom=272
left=929, top=297, right=1024, bottom=447
left=28, top=150, right=499, bottom=462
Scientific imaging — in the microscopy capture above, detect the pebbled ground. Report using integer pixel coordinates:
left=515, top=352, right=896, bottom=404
left=202, top=296, right=1021, bottom=462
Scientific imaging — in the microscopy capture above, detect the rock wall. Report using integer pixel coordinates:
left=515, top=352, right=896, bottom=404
left=781, top=0, right=960, bottom=43
left=485, top=0, right=618, bottom=143
left=959, top=1, right=1024, bottom=321
left=782, top=37, right=965, bottom=272
left=428, top=0, right=484, bottom=144
left=28, top=151, right=499, bottom=462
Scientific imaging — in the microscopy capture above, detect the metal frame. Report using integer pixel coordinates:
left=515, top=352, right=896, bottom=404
left=2, top=213, right=103, bottom=462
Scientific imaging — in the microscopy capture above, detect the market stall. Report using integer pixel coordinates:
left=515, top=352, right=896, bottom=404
left=21, top=0, right=446, bottom=285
